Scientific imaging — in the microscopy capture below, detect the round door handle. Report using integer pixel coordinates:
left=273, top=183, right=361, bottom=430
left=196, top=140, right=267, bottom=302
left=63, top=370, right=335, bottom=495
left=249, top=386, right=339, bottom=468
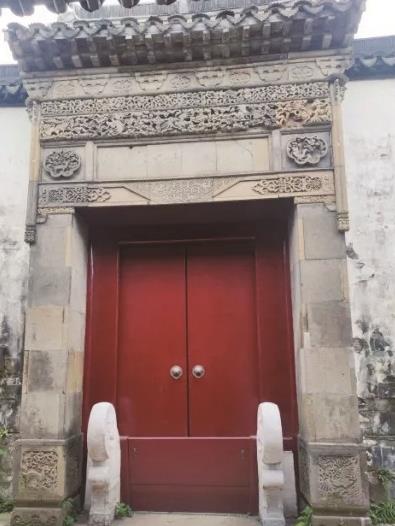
left=170, top=365, right=183, bottom=380
left=192, top=365, right=205, bottom=379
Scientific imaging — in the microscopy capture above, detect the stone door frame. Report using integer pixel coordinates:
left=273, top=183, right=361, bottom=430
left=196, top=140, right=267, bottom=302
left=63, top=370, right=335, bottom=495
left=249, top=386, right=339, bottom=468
left=12, top=54, right=370, bottom=526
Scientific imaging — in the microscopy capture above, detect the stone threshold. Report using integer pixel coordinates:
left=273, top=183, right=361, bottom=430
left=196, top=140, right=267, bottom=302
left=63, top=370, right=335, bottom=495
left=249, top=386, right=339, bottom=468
left=78, top=513, right=260, bottom=526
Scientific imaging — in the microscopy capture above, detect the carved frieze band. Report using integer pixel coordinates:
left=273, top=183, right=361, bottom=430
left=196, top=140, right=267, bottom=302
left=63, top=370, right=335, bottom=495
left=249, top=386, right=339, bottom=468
left=40, top=82, right=329, bottom=116
left=40, top=99, right=331, bottom=142
left=24, top=57, right=352, bottom=100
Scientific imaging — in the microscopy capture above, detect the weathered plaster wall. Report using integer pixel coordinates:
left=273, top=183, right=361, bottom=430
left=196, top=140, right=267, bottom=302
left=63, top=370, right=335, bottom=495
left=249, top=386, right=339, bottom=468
left=343, top=78, right=395, bottom=494
left=0, top=106, right=30, bottom=497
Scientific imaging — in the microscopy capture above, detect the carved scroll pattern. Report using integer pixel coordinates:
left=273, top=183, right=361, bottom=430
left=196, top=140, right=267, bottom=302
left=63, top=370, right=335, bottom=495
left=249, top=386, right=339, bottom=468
left=39, top=186, right=110, bottom=205
left=253, top=176, right=323, bottom=195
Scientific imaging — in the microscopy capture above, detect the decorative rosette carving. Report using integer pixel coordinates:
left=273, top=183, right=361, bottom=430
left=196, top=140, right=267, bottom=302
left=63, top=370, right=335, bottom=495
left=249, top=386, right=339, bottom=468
left=44, top=150, right=81, bottom=179
left=287, top=136, right=328, bottom=166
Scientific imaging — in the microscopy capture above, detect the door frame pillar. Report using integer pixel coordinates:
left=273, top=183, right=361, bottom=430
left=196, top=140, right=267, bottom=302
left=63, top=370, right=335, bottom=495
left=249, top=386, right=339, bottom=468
left=289, top=202, right=370, bottom=525
left=11, top=211, right=88, bottom=526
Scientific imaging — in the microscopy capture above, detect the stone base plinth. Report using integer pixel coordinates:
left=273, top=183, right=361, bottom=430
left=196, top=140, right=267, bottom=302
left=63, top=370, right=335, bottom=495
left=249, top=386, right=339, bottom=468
left=312, top=515, right=372, bottom=526
left=12, top=435, right=82, bottom=507
left=299, top=439, right=370, bottom=522
left=10, top=507, right=64, bottom=526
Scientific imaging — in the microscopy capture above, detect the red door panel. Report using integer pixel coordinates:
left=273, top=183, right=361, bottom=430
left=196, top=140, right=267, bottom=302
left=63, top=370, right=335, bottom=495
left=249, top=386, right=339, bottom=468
left=117, top=245, right=188, bottom=437
left=84, top=221, right=297, bottom=515
left=187, top=242, right=259, bottom=437
left=128, top=437, right=257, bottom=513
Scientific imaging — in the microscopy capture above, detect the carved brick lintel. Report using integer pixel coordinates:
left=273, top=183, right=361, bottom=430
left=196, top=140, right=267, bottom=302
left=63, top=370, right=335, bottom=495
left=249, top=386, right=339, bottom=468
left=38, top=172, right=334, bottom=208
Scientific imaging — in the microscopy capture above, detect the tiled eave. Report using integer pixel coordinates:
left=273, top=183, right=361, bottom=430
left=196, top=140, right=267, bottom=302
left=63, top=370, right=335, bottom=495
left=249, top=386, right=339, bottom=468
left=6, top=0, right=365, bottom=72
left=348, top=37, right=395, bottom=79
left=0, top=80, right=26, bottom=105
left=0, top=65, right=26, bottom=105
left=348, top=54, right=395, bottom=79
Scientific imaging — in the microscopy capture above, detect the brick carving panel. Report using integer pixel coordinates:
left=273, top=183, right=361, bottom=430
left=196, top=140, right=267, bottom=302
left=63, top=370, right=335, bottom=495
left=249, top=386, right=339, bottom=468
left=286, top=136, right=328, bottom=166
left=43, top=150, right=81, bottom=179
left=20, top=450, right=58, bottom=493
left=253, top=175, right=323, bottom=195
left=39, top=186, right=110, bottom=205
left=318, top=455, right=363, bottom=504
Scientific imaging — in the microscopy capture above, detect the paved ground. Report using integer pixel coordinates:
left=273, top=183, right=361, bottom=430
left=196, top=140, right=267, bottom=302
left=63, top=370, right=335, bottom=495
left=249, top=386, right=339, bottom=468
left=121, top=513, right=260, bottom=526
left=0, top=511, right=261, bottom=526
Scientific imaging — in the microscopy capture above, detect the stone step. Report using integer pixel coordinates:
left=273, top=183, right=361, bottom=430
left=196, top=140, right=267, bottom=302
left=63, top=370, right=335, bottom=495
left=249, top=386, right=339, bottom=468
left=110, top=513, right=260, bottom=526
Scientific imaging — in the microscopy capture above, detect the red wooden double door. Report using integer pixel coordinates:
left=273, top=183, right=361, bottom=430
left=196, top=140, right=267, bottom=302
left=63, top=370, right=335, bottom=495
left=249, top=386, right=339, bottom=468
left=84, top=222, right=297, bottom=514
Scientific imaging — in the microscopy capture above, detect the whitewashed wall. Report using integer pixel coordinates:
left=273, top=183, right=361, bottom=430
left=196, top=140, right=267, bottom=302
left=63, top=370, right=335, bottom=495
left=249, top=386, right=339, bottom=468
left=0, top=106, right=30, bottom=497
left=343, top=78, right=395, bottom=485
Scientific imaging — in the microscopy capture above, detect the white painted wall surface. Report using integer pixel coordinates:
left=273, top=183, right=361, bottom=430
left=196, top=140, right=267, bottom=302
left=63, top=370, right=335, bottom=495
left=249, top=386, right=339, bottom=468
left=0, top=106, right=30, bottom=428
left=343, top=79, right=395, bottom=475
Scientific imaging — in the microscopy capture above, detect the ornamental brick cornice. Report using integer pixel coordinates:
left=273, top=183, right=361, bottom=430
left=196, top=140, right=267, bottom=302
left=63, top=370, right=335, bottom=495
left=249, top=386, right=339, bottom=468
left=6, top=0, right=365, bottom=72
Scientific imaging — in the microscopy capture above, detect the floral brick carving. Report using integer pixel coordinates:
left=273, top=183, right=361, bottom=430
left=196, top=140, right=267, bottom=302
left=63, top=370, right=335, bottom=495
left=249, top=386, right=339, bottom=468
left=20, top=449, right=58, bottom=492
left=318, top=455, right=363, bottom=503
left=253, top=176, right=323, bottom=195
left=43, top=150, right=81, bottom=179
left=286, top=136, right=328, bottom=166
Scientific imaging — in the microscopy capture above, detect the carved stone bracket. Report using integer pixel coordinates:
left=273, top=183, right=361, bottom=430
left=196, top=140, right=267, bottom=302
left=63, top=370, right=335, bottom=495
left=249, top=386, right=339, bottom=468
left=337, top=211, right=350, bottom=232
left=25, top=225, right=36, bottom=244
left=43, top=150, right=81, bottom=179
left=286, top=136, right=328, bottom=166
